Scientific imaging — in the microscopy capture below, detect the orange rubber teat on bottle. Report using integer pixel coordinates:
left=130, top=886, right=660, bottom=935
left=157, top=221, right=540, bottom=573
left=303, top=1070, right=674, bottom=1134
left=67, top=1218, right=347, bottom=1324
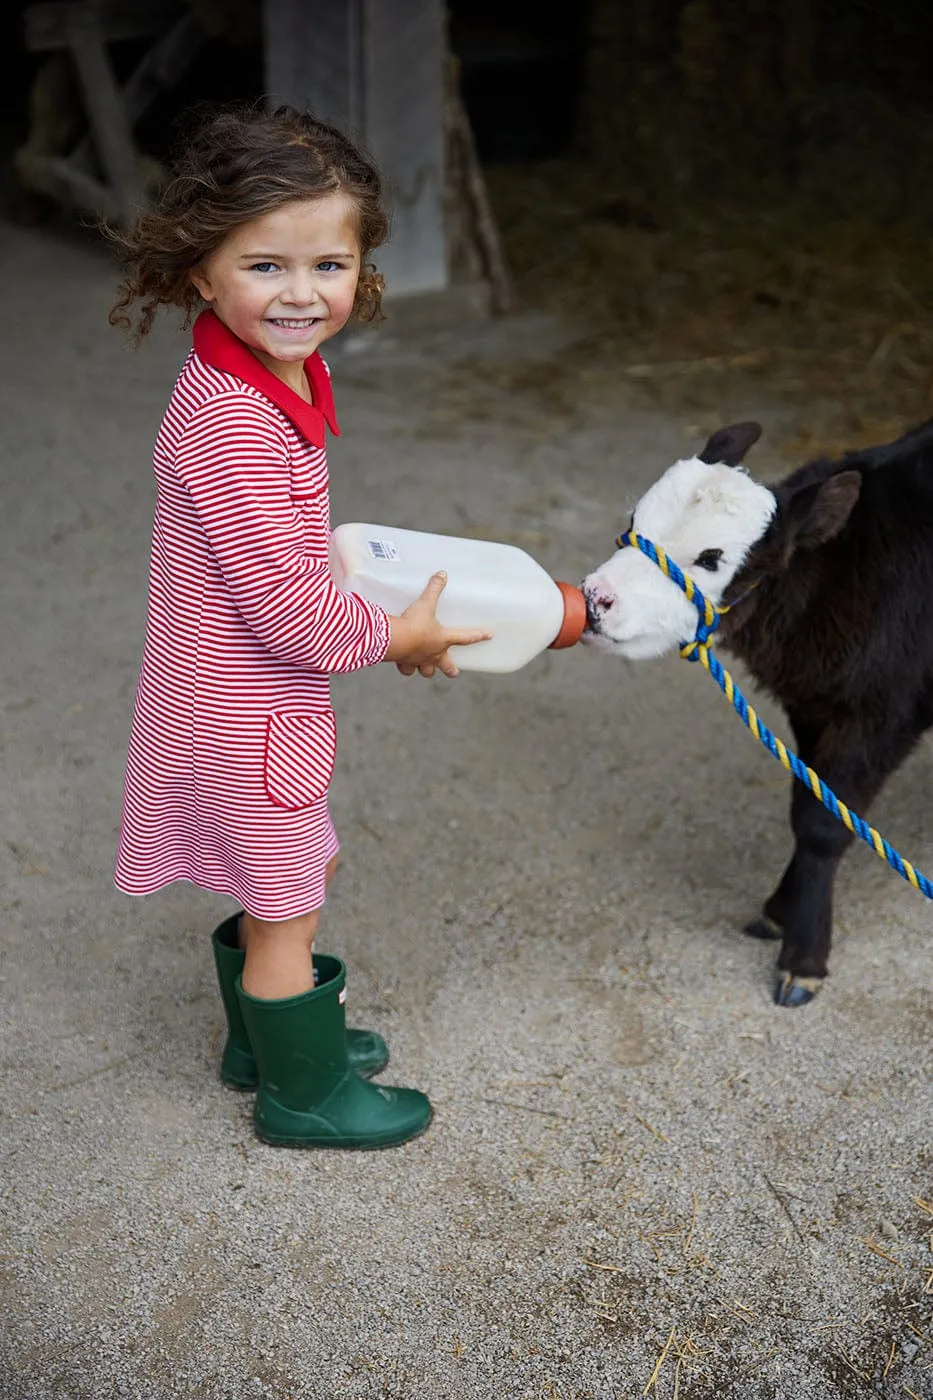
left=548, top=581, right=588, bottom=650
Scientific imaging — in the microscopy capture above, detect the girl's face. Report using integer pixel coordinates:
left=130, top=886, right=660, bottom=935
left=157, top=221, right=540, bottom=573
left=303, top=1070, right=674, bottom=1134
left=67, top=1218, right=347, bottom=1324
left=190, top=193, right=362, bottom=385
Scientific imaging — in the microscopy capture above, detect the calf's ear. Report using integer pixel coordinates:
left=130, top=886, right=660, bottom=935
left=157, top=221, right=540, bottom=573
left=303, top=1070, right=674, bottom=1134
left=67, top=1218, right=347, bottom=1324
left=698, top=421, right=762, bottom=466
left=782, top=470, right=861, bottom=549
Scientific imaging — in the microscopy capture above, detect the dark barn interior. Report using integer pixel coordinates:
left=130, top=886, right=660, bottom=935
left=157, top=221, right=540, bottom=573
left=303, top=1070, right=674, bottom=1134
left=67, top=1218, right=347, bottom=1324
left=4, top=0, right=933, bottom=462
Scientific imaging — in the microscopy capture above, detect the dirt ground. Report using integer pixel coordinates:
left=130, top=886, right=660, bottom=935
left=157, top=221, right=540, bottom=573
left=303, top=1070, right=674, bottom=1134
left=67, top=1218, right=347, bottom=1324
left=1, top=216, right=931, bottom=1400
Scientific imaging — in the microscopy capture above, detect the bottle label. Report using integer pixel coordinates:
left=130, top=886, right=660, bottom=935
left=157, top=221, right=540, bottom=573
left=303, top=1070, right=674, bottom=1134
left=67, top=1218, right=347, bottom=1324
left=368, top=538, right=399, bottom=562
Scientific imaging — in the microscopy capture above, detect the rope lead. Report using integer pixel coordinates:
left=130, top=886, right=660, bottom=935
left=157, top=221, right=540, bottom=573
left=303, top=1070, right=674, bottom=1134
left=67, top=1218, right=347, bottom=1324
left=616, top=529, right=932, bottom=899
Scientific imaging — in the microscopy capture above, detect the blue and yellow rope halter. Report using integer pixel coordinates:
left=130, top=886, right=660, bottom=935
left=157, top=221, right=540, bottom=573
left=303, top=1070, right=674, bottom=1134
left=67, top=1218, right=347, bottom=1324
left=615, top=528, right=933, bottom=899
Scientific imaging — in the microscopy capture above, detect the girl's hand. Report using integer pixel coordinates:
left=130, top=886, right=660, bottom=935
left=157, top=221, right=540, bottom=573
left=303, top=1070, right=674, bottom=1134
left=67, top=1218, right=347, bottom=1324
left=385, top=571, right=491, bottom=679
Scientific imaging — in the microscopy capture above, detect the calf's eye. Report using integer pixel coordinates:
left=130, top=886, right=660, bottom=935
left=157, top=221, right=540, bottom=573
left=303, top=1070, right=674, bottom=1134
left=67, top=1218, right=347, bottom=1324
left=693, top=548, right=723, bottom=571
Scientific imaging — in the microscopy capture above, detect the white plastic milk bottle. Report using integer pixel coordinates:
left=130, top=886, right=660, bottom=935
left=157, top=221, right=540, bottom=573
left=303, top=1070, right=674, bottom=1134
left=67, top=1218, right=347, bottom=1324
left=329, top=523, right=587, bottom=673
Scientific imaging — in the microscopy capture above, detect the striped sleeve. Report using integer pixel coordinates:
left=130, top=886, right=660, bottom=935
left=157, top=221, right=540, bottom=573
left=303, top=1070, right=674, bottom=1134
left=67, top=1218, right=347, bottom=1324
left=174, top=391, right=389, bottom=673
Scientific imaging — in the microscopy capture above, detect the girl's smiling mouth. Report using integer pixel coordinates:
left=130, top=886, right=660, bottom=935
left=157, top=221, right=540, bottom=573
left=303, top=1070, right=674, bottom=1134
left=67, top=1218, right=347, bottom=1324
left=266, top=317, right=321, bottom=330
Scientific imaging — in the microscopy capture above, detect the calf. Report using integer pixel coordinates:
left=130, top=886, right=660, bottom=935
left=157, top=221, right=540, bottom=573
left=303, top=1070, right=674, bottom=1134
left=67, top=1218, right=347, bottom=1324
left=582, top=420, right=933, bottom=1006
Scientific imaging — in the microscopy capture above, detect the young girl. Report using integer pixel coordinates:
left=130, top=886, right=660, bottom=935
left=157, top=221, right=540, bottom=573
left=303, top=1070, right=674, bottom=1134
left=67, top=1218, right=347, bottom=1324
left=109, top=105, right=489, bottom=1151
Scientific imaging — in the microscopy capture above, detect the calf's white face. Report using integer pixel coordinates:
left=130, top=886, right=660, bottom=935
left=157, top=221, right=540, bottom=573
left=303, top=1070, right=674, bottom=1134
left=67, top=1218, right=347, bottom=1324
left=582, top=454, right=777, bottom=660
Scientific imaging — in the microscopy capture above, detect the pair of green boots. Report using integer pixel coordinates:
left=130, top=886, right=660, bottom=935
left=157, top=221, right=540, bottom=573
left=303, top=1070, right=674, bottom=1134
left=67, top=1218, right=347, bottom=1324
left=210, top=914, right=432, bottom=1150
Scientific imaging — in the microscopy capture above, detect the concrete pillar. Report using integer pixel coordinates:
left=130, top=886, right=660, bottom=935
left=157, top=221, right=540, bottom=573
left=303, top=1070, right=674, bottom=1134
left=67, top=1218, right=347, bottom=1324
left=263, top=0, right=448, bottom=298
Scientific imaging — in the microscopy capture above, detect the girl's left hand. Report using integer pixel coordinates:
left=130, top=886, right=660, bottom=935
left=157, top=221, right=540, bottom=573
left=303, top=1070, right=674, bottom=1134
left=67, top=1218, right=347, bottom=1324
left=386, top=571, right=490, bottom=679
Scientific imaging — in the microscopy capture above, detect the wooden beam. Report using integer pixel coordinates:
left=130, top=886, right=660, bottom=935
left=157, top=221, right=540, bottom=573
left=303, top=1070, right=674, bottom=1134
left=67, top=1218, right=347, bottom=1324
left=447, top=85, right=513, bottom=313
left=15, top=149, right=120, bottom=220
left=68, top=12, right=205, bottom=173
left=66, top=7, right=146, bottom=225
left=24, top=0, right=183, bottom=52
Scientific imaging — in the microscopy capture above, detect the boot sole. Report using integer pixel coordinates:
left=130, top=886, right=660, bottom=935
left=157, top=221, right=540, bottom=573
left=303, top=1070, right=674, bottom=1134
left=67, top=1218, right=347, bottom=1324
left=254, top=1108, right=433, bottom=1151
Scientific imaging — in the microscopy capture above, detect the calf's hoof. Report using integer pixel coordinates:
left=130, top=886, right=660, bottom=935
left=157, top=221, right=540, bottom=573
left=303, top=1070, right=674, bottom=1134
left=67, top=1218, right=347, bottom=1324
left=774, top=972, right=824, bottom=1008
left=744, top=914, right=782, bottom=941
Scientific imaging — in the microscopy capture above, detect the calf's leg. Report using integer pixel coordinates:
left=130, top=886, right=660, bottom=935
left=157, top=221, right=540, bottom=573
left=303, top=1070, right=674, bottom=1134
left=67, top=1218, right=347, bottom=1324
left=743, top=718, right=911, bottom=1007
left=744, top=715, right=830, bottom=958
left=768, top=782, right=855, bottom=1005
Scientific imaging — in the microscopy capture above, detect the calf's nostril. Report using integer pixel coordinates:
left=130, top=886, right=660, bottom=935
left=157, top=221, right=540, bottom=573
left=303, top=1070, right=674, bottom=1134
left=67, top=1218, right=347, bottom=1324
left=582, top=586, right=612, bottom=629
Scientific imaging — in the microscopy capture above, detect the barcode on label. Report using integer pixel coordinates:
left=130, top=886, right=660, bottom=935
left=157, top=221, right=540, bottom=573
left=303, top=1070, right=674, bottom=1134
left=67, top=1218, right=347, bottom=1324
left=368, top=539, right=399, bottom=561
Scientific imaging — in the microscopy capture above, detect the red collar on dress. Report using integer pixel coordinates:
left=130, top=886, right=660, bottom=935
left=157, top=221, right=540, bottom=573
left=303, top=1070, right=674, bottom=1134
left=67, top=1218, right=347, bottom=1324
left=192, top=309, right=340, bottom=447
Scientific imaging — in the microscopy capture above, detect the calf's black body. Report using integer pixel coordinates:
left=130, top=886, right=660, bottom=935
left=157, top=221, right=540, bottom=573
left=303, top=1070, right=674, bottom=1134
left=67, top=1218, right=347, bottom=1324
left=715, top=420, right=933, bottom=1003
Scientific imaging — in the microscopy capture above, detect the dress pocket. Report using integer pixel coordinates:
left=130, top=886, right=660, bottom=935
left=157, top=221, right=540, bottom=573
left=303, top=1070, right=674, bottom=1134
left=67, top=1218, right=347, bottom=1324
left=264, top=710, right=337, bottom=809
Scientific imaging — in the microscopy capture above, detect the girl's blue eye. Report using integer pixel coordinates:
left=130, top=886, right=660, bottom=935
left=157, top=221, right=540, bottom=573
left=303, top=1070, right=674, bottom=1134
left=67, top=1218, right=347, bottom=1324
left=316, top=261, right=340, bottom=273
left=251, top=262, right=278, bottom=273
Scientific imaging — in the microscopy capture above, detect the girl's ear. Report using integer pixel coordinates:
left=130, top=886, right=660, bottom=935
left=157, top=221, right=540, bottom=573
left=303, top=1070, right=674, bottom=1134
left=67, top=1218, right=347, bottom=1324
left=189, top=265, right=213, bottom=302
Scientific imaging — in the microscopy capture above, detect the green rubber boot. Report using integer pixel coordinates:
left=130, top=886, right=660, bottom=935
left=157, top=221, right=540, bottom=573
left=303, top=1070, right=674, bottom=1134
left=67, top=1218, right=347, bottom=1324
left=237, top=958, right=432, bottom=1149
left=210, top=914, right=389, bottom=1089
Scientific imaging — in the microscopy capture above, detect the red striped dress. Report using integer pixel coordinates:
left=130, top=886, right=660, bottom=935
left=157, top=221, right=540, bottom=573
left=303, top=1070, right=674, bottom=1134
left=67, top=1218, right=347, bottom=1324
left=114, top=310, right=389, bottom=919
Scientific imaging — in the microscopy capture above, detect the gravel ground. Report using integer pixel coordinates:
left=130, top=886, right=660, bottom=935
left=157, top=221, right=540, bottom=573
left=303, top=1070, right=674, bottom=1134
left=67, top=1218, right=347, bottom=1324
left=1, top=220, right=931, bottom=1400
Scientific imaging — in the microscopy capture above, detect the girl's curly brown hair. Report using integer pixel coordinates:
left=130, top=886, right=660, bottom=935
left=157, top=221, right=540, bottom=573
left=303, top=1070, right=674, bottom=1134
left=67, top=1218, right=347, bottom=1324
left=107, top=104, right=389, bottom=339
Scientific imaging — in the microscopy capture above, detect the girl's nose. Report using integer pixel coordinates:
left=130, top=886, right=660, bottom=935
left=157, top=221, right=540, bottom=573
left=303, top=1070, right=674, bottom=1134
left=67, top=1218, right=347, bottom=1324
left=281, top=275, right=319, bottom=307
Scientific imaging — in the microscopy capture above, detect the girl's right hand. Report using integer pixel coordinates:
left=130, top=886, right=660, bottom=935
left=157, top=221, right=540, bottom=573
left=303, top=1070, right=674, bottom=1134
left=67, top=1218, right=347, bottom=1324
left=385, top=571, right=492, bottom=679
